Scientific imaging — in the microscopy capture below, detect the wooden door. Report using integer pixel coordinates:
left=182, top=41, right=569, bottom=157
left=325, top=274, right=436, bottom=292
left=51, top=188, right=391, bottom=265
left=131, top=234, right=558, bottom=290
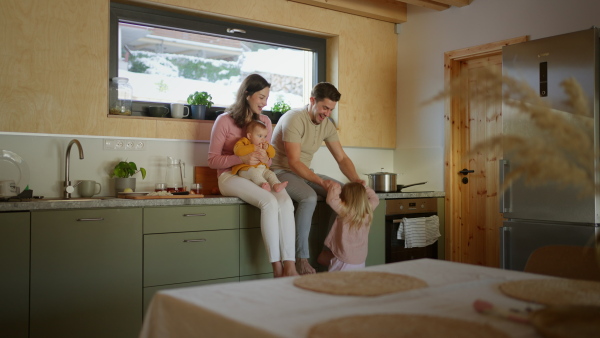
left=444, top=37, right=528, bottom=267
left=460, top=54, right=503, bottom=266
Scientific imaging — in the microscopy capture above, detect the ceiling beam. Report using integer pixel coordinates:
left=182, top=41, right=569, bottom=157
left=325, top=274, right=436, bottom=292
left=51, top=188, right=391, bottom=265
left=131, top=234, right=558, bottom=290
left=395, top=0, right=449, bottom=11
left=438, top=0, right=472, bottom=7
left=288, top=0, right=407, bottom=24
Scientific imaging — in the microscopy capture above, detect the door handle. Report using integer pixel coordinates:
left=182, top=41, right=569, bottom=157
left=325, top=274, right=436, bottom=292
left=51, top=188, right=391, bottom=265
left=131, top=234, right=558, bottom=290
left=499, top=159, right=511, bottom=213
left=459, top=169, right=474, bottom=175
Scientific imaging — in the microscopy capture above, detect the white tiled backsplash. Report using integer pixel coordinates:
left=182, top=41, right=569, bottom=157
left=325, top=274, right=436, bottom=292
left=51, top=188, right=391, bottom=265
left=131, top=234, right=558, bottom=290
left=1, top=133, right=396, bottom=198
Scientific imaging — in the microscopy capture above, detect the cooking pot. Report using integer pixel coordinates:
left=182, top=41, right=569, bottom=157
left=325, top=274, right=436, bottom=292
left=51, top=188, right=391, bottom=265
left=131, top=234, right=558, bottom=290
left=365, top=171, right=397, bottom=192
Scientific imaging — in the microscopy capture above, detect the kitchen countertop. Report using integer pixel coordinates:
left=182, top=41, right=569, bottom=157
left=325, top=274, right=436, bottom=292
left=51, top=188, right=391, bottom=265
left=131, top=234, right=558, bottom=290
left=0, top=191, right=444, bottom=212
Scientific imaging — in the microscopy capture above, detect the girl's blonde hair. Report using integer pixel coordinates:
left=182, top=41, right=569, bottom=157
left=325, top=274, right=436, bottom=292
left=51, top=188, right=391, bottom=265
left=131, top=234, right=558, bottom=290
left=338, top=182, right=373, bottom=230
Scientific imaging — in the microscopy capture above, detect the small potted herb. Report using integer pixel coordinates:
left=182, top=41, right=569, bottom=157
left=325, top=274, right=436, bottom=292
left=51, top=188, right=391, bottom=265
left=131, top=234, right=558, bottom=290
left=269, top=100, right=291, bottom=124
left=187, top=91, right=214, bottom=120
left=111, top=161, right=147, bottom=196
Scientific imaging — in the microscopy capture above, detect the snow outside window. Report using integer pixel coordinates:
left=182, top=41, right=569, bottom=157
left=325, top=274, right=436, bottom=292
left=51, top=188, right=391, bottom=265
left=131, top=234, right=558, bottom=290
left=110, top=3, right=325, bottom=114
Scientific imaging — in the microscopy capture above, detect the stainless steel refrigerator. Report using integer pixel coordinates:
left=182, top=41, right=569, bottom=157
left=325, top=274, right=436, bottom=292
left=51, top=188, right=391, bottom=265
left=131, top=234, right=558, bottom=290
left=499, top=27, right=600, bottom=271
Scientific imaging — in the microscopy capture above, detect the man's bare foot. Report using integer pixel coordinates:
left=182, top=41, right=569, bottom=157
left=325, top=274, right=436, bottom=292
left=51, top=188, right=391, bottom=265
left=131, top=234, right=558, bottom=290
left=261, top=182, right=271, bottom=191
left=272, top=181, right=288, bottom=193
left=272, top=261, right=283, bottom=278
left=283, top=260, right=299, bottom=277
left=296, top=258, right=316, bottom=275
left=317, top=250, right=334, bottom=267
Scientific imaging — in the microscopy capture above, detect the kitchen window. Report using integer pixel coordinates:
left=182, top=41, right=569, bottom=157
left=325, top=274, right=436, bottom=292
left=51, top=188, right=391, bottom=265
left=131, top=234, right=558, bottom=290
left=109, top=3, right=326, bottom=116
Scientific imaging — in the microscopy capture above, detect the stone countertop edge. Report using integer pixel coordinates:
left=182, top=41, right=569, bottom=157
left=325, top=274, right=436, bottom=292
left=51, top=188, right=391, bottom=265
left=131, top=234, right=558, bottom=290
left=0, top=191, right=445, bottom=212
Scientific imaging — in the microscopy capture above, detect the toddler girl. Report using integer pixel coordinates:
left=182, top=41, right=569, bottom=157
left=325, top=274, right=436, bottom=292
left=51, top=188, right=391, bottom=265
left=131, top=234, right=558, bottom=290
left=317, top=181, right=379, bottom=271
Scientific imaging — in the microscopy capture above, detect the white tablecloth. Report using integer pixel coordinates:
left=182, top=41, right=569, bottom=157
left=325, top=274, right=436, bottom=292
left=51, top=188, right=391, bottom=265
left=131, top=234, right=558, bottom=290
left=140, top=259, right=549, bottom=338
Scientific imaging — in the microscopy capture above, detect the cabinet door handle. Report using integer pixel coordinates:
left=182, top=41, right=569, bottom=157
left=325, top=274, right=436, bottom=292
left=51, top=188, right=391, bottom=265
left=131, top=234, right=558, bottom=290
left=183, top=213, right=207, bottom=217
left=183, top=239, right=207, bottom=243
left=77, top=218, right=105, bottom=221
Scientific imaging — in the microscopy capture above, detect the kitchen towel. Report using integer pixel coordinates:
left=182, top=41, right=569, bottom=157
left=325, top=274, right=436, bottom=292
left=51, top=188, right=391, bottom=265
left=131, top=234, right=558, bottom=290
left=397, top=215, right=441, bottom=248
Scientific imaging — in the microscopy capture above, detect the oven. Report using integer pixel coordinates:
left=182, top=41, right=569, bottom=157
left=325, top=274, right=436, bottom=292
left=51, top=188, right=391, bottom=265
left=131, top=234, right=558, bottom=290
left=385, top=198, right=441, bottom=263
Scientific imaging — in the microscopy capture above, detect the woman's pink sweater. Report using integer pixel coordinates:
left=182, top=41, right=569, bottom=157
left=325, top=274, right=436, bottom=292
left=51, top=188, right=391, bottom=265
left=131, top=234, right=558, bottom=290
left=208, top=113, right=273, bottom=177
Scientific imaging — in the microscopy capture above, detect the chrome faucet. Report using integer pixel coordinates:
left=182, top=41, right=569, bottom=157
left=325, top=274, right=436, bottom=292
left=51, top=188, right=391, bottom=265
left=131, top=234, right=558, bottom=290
left=64, top=139, right=84, bottom=199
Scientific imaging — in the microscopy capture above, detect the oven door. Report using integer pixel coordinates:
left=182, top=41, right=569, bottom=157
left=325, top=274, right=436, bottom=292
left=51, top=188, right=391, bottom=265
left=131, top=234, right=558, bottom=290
left=385, top=213, right=438, bottom=263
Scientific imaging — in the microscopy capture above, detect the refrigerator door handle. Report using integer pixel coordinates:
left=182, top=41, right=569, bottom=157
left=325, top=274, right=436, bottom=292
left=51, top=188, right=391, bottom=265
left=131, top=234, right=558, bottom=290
left=500, top=226, right=511, bottom=269
left=499, top=159, right=511, bottom=213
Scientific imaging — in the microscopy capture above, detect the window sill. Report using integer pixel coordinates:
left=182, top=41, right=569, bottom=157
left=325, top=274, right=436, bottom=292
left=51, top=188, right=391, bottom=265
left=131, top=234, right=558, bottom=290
left=107, top=114, right=216, bottom=123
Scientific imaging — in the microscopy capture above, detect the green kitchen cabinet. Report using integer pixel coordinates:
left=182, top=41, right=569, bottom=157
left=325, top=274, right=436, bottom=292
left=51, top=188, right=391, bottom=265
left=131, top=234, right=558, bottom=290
left=239, top=205, right=273, bottom=278
left=0, top=212, right=30, bottom=338
left=143, top=205, right=239, bottom=234
left=144, top=229, right=240, bottom=286
left=30, top=208, right=142, bottom=338
left=308, top=202, right=332, bottom=270
left=143, top=205, right=240, bottom=305
left=366, top=199, right=386, bottom=266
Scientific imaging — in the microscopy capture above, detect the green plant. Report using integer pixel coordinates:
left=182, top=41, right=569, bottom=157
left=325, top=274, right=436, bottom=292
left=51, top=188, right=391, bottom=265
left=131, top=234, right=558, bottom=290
left=187, top=91, right=214, bottom=108
left=111, top=161, right=147, bottom=179
left=272, top=100, right=291, bottom=114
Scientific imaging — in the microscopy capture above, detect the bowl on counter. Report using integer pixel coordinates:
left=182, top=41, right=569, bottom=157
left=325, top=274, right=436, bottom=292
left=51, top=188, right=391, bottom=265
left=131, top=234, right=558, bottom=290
left=146, top=106, right=170, bottom=118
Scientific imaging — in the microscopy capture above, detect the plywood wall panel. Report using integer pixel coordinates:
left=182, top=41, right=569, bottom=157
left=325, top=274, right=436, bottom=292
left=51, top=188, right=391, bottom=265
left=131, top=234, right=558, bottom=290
left=103, top=116, right=157, bottom=138
left=1, top=0, right=396, bottom=148
left=156, top=120, right=214, bottom=140
left=0, top=0, right=108, bottom=135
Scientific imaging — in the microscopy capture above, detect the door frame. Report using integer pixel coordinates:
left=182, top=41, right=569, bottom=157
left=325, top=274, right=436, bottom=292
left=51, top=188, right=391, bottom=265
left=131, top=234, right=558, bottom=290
left=443, top=36, right=528, bottom=262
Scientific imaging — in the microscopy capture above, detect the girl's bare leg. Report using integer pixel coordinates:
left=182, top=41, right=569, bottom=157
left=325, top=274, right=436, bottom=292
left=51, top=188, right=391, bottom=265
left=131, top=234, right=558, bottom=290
left=272, top=261, right=283, bottom=278
left=317, top=250, right=334, bottom=268
left=283, top=260, right=299, bottom=277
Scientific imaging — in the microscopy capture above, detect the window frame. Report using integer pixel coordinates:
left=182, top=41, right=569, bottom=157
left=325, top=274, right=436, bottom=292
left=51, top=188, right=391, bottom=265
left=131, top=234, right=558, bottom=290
left=109, top=2, right=326, bottom=116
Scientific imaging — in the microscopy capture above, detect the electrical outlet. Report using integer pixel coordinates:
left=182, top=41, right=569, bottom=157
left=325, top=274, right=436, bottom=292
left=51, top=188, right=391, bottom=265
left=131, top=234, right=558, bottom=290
left=104, top=139, right=146, bottom=151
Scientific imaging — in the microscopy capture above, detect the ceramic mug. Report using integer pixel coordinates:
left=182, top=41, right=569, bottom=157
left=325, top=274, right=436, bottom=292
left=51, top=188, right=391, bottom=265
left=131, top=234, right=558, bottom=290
left=0, top=179, right=17, bottom=197
left=78, top=180, right=102, bottom=198
left=170, top=103, right=190, bottom=119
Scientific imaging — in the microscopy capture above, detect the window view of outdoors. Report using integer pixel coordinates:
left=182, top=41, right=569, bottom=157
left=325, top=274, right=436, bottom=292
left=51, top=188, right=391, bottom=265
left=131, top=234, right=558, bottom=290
left=117, top=22, right=313, bottom=110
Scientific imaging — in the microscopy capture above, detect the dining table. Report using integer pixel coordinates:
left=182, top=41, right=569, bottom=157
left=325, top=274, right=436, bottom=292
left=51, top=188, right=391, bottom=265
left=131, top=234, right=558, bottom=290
left=139, top=258, right=553, bottom=338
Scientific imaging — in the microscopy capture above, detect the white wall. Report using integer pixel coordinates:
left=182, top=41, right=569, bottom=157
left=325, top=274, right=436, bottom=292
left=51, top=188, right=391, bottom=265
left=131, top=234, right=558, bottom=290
left=395, top=0, right=600, bottom=191
left=0, top=132, right=393, bottom=198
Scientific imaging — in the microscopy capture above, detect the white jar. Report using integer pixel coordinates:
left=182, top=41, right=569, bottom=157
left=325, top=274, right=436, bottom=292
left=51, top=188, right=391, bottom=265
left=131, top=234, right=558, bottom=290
left=109, top=77, right=133, bottom=115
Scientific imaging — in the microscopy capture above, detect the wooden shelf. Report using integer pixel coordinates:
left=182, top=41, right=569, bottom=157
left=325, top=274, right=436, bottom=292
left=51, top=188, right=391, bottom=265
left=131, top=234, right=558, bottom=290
left=106, top=114, right=215, bottom=123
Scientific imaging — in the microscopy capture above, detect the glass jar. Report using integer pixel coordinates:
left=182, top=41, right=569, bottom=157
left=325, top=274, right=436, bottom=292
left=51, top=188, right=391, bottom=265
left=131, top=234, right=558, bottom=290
left=109, top=77, right=133, bottom=115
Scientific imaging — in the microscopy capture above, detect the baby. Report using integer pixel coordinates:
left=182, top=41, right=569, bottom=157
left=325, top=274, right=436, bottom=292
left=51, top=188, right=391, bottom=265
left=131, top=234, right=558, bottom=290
left=232, top=120, right=288, bottom=192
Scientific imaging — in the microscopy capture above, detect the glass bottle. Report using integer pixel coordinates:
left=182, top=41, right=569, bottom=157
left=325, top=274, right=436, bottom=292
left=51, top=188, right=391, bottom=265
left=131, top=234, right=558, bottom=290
left=109, top=77, right=133, bottom=115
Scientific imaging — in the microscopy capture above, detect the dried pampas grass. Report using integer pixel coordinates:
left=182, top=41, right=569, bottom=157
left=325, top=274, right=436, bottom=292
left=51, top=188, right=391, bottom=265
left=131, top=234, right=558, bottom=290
left=428, top=67, right=597, bottom=197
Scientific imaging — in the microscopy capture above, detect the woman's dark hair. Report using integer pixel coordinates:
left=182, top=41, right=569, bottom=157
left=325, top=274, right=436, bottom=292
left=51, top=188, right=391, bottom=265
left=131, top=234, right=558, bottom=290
left=311, top=82, right=341, bottom=103
left=228, top=74, right=271, bottom=128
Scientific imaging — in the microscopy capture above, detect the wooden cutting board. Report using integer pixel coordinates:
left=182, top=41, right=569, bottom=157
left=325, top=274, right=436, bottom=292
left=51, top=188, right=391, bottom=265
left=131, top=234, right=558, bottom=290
left=118, top=194, right=204, bottom=199
left=194, top=166, right=219, bottom=195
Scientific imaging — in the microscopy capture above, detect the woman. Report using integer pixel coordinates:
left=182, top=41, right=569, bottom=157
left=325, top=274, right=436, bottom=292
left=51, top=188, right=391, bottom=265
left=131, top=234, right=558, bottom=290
left=208, top=74, right=297, bottom=277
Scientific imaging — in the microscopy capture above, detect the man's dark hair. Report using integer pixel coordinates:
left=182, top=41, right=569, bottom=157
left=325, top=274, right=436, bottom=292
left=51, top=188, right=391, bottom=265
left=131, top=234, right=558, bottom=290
left=311, top=82, right=341, bottom=102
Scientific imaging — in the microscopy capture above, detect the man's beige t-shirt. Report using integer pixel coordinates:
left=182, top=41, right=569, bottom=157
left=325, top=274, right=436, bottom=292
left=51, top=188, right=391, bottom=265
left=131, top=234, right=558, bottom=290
left=271, top=106, right=339, bottom=170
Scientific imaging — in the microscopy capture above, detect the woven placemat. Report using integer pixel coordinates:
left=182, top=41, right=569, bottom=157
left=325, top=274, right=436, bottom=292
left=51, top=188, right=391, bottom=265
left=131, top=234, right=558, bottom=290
left=531, top=305, right=600, bottom=338
left=308, top=314, right=509, bottom=338
left=499, top=279, right=600, bottom=306
left=293, top=271, right=427, bottom=296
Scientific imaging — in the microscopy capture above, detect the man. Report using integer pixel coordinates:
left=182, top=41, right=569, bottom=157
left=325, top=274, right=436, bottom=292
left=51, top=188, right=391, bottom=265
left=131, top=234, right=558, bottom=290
left=271, top=82, right=364, bottom=274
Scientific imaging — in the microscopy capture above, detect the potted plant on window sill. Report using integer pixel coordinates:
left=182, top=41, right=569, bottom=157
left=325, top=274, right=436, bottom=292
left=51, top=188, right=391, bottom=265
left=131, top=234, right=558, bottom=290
left=267, top=100, right=291, bottom=124
left=111, top=160, right=147, bottom=196
left=187, top=91, right=214, bottom=120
